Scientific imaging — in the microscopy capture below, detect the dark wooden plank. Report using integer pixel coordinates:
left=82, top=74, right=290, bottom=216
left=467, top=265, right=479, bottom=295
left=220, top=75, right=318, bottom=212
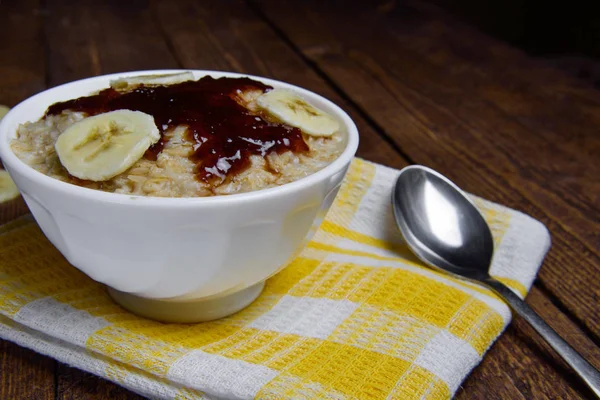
left=253, top=0, right=600, bottom=337
left=0, top=1, right=56, bottom=399
left=456, top=341, right=529, bottom=400
left=56, top=364, right=143, bottom=400
left=0, top=341, right=55, bottom=400
left=526, top=288, right=600, bottom=372
left=352, top=0, right=600, bottom=243
left=45, top=0, right=179, bottom=88
left=418, top=0, right=600, bottom=155
left=456, top=287, right=600, bottom=399
left=0, top=197, right=29, bottom=225
left=0, top=0, right=46, bottom=107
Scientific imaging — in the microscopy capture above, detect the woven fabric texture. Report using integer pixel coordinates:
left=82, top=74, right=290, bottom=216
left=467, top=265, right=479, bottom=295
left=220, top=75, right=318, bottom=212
left=0, top=158, right=551, bottom=399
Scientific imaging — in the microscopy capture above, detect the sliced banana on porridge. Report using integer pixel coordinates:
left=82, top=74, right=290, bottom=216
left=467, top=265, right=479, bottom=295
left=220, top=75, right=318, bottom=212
left=0, top=106, right=17, bottom=203
left=0, top=105, right=10, bottom=120
left=110, top=72, right=194, bottom=90
left=0, top=170, right=19, bottom=203
left=12, top=76, right=346, bottom=197
left=55, top=110, right=160, bottom=181
left=256, top=88, right=339, bottom=137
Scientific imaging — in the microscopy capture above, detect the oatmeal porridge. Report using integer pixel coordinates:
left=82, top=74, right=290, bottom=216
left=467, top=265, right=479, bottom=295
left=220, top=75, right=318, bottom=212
left=10, top=74, right=345, bottom=197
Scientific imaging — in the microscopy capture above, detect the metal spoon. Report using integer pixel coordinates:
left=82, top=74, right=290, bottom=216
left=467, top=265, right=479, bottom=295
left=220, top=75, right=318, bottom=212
left=392, top=165, right=600, bottom=397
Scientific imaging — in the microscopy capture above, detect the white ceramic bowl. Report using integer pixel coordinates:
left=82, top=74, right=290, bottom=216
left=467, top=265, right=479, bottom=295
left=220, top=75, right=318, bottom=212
left=0, top=70, right=359, bottom=322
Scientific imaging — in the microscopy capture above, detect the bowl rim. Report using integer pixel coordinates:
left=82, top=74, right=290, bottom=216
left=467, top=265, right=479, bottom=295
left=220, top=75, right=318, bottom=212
left=0, top=69, right=359, bottom=208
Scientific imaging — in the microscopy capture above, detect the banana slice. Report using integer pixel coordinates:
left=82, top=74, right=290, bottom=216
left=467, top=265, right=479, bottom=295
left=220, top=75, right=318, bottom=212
left=110, top=72, right=194, bottom=90
left=256, top=88, right=339, bottom=137
left=0, top=170, right=19, bottom=203
left=55, top=110, right=160, bottom=181
left=1, top=105, right=21, bottom=202
left=0, top=105, right=9, bottom=121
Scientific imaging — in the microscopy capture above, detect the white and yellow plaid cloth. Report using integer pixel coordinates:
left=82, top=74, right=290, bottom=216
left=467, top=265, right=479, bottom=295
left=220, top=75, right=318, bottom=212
left=0, top=159, right=550, bottom=399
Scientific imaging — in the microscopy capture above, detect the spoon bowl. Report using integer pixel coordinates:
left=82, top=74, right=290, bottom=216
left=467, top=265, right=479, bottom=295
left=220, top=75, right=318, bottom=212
left=392, top=166, right=493, bottom=281
left=392, top=165, right=600, bottom=397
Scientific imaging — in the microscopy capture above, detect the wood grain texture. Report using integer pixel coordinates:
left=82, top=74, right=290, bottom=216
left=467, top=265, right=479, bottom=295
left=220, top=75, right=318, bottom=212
left=0, top=0, right=598, bottom=398
left=0, top=341, right=55, bottom=400
left=0, top=0, right=46, bottom=107
left=0, top=197, right=30, bottom=225
left=56, top=364, right=143, bottom=400
left=45, top=0, right=179, bottom=88
left=253, top=0, right=600, bottom=336
left=456, top=287, right=600, bottom=399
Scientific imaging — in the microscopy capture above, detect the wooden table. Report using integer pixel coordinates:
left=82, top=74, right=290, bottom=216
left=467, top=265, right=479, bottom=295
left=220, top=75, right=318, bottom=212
left=1, top=1, right=599, bottom=398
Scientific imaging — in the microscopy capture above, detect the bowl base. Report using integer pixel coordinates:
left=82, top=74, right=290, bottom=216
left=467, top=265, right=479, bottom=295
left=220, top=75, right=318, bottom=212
left=107, top=282, right=265, bottom=323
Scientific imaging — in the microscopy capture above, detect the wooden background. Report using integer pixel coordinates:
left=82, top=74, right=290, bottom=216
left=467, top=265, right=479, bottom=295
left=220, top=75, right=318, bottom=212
left=1, top=0, right=599, bottom=398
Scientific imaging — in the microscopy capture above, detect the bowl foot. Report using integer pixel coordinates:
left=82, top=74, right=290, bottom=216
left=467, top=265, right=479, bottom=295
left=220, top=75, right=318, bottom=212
left=107, top=281, right=265, bottom=323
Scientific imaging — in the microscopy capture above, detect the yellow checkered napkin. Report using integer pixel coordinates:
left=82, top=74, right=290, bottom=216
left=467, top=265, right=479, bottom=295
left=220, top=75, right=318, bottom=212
left=0, top=159, right=550, bottom=399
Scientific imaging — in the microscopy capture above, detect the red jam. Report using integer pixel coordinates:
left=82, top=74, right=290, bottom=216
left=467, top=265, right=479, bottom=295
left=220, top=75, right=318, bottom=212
left=45, top=76, right=309, bottom=183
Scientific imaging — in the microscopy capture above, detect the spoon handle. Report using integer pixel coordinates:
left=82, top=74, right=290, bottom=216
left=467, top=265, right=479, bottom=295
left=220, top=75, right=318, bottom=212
left=484, top=278, right=600, bottom=398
